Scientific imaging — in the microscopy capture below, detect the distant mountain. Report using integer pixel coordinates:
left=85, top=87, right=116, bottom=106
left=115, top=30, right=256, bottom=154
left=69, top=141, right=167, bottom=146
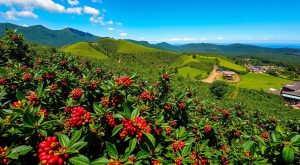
left=0, top=23, right=100, bottom=47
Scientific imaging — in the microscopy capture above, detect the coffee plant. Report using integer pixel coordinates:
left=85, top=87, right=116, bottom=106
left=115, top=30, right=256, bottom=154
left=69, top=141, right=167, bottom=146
left=0, top=31, right=299, bottom=165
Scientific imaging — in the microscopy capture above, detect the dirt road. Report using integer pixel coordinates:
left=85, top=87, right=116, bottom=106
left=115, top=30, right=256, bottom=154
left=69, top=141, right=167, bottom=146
left=202, top=66, right=218, bottom=83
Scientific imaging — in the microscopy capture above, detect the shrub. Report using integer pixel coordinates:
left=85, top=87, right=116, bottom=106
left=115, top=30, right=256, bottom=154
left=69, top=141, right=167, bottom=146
left=209, top=81, right=229, bottom=98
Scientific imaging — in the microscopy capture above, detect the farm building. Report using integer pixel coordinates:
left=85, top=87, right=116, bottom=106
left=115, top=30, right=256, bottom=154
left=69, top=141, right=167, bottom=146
left=281, top=81, right=300, bottom=106
left=222, top=71, right=236, bottom=80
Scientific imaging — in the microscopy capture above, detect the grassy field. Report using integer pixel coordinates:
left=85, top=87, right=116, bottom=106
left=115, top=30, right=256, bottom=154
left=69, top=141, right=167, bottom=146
left=197, top=56, right=246, bottom=72
left=61, top=42, right=108, bottom=60
left=117, top=40, right=161, bottom=53
left=178, top=55, right=199, bottom=66
left=178, top=66, right=208, bottom=79
left=236, top=73, right=291, bottom=90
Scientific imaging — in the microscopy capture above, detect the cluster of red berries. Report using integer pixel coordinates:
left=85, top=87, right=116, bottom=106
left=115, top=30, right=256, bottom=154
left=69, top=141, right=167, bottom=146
left=177, top=102, right=187, bottom=109
left=59, top=60, right=68, bottom=66
left=38, top=109, right=49, bottom=119
left=67, top=106, right=92, bottom=127
left=19, top=65, right=28, bottom=70
left=28, top=91, right=40, bottom=105
left=140, top=91, right=155, bottom=101
left=119, top=117, right=151, bottom=142
left=59, top=80, right=68, bottom=88
left=203, top=125, right=212, bottom=134
left=64, top=106, right=73, bottom=114
left=106, top=112, right=116, bottom=127
left=89, top=81, right=97, bottom=90
left=232, top=128, right=240, bottom=138
left=171, top=140, right=185, bottom=151
left=22, top=73, right=32, bottom=82
left=42, top=72, right=56, bottom=81
left=69, top=88, right=83, bottom=100
left=261, top=131, right=269, bottom=140
left=222, top=109, right=230, bottom=117
left=128, top=156, right=136, bottom=163
left=12, top=101, right=22, bottom=108
left=190, top=151, right=208, bottom=165
left=101, top=97, right=110, bottom=107
left=174, top=158, right=182, bottom=165
left=38, top=136, right=69, bottom=165
left=220, top=157, right=229, bottom=165
left=0, top=78, right=7, bottom=85
left=165, top=127, right=172, bottom=135
left=151, top=160, right=161, bottom=165
left=162, top=73, right=170, bottom=81
left=163, top=104, right=172, bottom=110
left=0, top=147, right=8, bottom=164
left=114, top=76, right=133, bottom=88
left=108, top=160, right=123, bottom=165
left=244, top=151, right=251, bottom=157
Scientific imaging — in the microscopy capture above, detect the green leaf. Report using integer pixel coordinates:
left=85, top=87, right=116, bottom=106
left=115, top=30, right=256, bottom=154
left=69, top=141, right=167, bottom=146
left=136, top=150, right=150, bottom=160
left=7, top=145, right=33, bottom=159
left=106, top=142, right=118, bottom=159
left=143, top=132, right=156, bottom=149
left=38, top=129, right=47, bottom=137
left=276, top=125, right=285, bottom=138
left=113, top=113, right=124, bottom=119
left=93, top=103, right=103, bottom=115
left=23, top=111, right=36, bottom=126
left=112, top=124, right=123, bottom=137
left=131, top=109, right=139, bottom=119
left=57, top=133, right=70, bottom=147
left=282, top=146, right=294, bottom=163
left=69, top=142, right=87, bottom=152
left=242, top=141, right=254, bottom=152
left=16, top=90, right=25, bottom=100
left=68, top=129, right=83, bottom=148
left=126, top=138, right=137, bottom=153
left=92, top=157, right=109, bottom=165
left=69, top=155, right=91, bottom=165
left=271, top=133, right=278, bottom=142
left=291, top=135, right=300, bottom=144
left=182, top=145, right=191, bottom=157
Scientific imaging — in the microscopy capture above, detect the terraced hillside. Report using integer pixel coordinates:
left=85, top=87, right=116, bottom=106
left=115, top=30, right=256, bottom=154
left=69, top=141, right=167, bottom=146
left=61, top=42, right=108, bottom=60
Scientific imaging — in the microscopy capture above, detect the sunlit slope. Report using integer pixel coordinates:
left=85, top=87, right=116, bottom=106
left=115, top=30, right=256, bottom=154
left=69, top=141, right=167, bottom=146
left=61, top=42, right=108, bottom=60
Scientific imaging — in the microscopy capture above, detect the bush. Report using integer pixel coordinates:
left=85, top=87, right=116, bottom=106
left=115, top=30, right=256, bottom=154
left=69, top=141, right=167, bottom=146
left=210, top=81, right=229, bottom=98
left=0, top=30, right=30, bottom=64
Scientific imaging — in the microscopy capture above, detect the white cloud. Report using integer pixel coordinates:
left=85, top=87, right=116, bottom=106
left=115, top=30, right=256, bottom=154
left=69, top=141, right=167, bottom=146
left=67, top=0, right=79, bottom=6
left=83, top=6, right=100, bottom=15
left=22, top=24, right=29, bottom=27
left=1, top=9, right=38, bottom=20
left=66, top=7, right=82, bottom=14
left=140, top=37, right=145, bottom=41
left=116, top=22, right=122, bottom=26
left=89, top=16, right=105, bottom=25
left=108, top=27, right=114, bottom=31
left=168, top=38, right=197, bottom=42
left=120, top=32, right=127, bottom=37
left=217, top=37, right=225, bottom=40
left=91, top=0, right=102, bottom=3
left=106, top=20, right=113, bottom=25
left=0, top=0, right=65, bottom=13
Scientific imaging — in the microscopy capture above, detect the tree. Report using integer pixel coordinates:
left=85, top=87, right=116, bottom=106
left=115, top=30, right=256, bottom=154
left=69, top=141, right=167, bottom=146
left=209, top=81, right=229, bottom=99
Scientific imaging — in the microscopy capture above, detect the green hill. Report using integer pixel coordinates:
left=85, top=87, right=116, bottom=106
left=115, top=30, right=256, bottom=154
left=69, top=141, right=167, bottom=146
left=91, top=38, right=162, bottom=54
left=0, top=23, right=100, bottom=47
left=61, top=42, right=107, bottom=60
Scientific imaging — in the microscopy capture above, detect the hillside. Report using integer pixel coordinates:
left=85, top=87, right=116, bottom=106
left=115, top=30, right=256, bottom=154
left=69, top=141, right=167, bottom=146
left=0, top=30, right=299, bottom=164
left=61, top=42, right=107, bottom=60
left=0, top=23, right=100, bottom=47
left=128, top=41, right=300, bottom=65
left=91, top=38, right=162, bottom=54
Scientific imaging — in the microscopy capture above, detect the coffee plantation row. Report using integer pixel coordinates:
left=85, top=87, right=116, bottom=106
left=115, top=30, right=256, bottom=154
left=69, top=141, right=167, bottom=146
left=0, top=30, right=299, bottom=165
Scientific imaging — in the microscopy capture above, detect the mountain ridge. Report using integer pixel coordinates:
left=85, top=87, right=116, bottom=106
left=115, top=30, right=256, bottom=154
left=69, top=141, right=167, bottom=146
left=0, top=23, right=100, bottom=47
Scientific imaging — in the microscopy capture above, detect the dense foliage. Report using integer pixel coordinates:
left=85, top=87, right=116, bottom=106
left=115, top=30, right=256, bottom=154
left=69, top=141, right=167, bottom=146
left=0, top=31, right=300, bottom=165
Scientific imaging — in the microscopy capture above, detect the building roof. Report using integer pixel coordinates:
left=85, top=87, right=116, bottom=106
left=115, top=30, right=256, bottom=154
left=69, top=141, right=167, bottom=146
left=283, top=81, right=300, bottom=91
left=281, top=91, right=300, bottom=97
left=222, top=71, right=236, bottom=75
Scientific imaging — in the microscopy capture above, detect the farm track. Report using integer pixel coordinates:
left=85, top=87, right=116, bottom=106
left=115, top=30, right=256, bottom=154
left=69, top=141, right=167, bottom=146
left=201, top=66, right=218, bottom=83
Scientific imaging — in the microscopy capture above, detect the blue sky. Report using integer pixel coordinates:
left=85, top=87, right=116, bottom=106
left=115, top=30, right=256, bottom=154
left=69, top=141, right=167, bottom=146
left=0, top=0, right=300, bottom=43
